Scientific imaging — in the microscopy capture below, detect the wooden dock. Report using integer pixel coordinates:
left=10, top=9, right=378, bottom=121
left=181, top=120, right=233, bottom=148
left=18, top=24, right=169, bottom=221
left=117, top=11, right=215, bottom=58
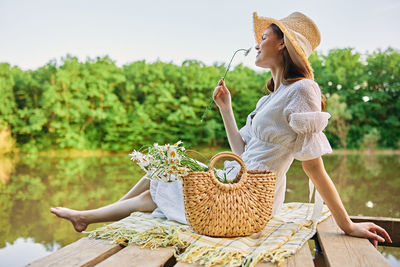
left=28, top=215, right=399, bottom=266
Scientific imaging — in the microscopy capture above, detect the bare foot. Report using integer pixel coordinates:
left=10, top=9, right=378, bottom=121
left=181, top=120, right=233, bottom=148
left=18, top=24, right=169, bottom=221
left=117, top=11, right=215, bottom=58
left=50, top=207, right=89, bottom=232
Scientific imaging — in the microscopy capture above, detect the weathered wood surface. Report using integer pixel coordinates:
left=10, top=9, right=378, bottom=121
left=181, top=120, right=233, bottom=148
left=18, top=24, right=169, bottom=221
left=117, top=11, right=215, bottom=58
left=317, top=215, right=390, bottom=267
left=28, top=215, right=395, bottom=266
left=96, top=244, right=176, bottom=267
left=350, top=215, right=400, bottom=247
left=254, top=241, right=314, bottom=267
left=283, top=241, right=314, bottom=267
left=27, top=237, right=123, bottom=267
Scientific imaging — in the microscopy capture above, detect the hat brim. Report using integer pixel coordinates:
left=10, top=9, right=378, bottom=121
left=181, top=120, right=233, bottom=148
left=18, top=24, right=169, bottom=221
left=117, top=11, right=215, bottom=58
left=253, top=12, right=314, bottom=80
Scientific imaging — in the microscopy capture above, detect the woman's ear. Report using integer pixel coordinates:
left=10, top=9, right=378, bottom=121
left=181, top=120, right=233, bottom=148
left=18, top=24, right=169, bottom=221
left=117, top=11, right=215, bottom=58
left=279, top=41, right=286, bottom=51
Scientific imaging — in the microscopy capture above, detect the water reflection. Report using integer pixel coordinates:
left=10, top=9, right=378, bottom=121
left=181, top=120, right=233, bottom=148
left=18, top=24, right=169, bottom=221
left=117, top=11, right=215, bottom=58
left=0, top=238, right=60, bottom=267
left=286, top=154, right=400, bottom=218
left=0, top=153, right=399, bottom=265
left=0, top=156, right=16, bottom=184
left=0, top=154, right=143, bottom=265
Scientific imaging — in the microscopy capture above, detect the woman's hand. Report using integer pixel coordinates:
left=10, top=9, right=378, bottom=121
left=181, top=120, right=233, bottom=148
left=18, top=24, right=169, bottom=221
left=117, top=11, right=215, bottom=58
left=345, top=222, right=392, bottom=248
left=213, top=78, right=231, bottom=111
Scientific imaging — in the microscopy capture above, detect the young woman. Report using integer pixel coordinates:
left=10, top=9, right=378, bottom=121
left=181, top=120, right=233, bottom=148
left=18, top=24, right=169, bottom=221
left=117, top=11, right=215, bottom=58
left=51, top=11, right=392, bottom=248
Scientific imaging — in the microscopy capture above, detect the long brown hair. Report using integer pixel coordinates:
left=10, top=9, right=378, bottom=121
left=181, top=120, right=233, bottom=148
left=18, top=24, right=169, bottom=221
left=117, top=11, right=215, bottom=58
left=266, top=24, right=326, bottom=111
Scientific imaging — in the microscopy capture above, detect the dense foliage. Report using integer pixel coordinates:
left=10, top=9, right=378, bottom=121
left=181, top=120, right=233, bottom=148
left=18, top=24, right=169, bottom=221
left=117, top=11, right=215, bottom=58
left=0, top=47, right=399, bottom=152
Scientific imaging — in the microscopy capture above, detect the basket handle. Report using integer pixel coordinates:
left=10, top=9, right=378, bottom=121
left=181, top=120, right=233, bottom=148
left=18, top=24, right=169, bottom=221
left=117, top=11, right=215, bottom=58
left=208, top=151, right=247, bottom=184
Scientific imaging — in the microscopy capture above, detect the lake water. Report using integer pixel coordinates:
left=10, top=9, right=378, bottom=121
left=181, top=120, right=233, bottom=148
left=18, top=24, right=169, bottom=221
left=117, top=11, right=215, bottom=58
left=0, top=151, right=399, bottom=266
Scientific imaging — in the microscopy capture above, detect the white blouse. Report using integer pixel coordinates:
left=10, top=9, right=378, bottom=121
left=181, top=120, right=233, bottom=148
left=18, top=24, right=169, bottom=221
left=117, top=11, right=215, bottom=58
left=150, top=78, right=332, bottom=224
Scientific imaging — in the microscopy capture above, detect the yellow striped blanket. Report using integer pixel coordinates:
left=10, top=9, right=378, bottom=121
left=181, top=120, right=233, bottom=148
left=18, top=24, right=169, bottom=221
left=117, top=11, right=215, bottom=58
left=86, top=202, right=331, bottom=267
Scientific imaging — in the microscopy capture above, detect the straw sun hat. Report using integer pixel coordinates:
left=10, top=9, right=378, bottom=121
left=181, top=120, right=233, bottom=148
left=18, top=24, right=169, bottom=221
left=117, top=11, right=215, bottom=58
left=253, top=12, right=321, bottom=80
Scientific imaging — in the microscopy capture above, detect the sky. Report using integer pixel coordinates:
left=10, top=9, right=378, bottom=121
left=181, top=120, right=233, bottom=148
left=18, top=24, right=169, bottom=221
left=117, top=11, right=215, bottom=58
left=0, top=0, right=399, bottom=70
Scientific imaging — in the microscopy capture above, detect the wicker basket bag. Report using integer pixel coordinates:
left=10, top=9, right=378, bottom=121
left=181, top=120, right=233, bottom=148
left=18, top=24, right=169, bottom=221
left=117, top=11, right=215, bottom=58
left=182, top=151, right=276, bottom=237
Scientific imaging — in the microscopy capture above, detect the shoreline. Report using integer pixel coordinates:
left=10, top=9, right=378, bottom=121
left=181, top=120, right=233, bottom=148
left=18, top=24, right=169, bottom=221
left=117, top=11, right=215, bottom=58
left=2, top=147, right=399, bottom=158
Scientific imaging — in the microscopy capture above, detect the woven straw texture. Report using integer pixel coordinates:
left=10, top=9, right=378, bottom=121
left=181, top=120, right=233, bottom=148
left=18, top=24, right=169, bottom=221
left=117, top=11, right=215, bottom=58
left=182, top=151, right=276, bottom=237
left=253, top=11, right=321, bottom=80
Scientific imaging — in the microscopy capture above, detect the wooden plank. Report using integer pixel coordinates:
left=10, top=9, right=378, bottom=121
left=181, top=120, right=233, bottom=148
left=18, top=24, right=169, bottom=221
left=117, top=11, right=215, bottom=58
left=175, top=241, right=314, bottom=267
left=256, top=241, right=314, bottom=266
left=350, top=215, right=400, bottom=247
left=316, top=215, right=390, bottom=267
left=27, top=237, right=123, bottom=267
left=284, top=241, right=314, bottom=267
left=96, top=244, right=175, bottom=267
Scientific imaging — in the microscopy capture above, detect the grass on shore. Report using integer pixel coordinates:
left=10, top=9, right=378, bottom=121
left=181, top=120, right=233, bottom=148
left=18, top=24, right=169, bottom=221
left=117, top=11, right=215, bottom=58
left=2, top=146, right=399, bottom=158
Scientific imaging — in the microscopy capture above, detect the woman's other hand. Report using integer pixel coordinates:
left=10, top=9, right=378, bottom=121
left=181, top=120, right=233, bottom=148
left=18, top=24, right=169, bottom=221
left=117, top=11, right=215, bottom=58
left=345, top=222, right=392, bottom=248
left=213, top=78, right=231, bottom=111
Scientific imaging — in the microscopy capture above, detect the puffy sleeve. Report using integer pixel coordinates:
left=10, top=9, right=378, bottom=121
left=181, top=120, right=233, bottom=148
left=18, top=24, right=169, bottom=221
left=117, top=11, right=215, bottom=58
left=285, top=79, right=333, bottom=161
left=289, top=112, right=332, bottom=161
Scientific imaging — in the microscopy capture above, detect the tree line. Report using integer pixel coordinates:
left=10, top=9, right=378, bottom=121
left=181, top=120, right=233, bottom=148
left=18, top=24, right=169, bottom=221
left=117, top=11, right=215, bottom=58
left=0, top=47, right=398, bottom=153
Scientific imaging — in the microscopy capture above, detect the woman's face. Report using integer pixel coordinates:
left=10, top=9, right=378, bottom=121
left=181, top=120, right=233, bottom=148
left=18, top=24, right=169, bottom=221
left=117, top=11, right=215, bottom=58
left=255, top=26, right=285, bottom=68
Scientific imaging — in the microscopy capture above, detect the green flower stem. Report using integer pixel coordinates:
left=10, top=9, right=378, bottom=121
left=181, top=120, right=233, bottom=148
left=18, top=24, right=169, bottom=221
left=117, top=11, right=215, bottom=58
left=223, top=48, right=249, bottom=80
left=201, top=48, right=250, bottom=122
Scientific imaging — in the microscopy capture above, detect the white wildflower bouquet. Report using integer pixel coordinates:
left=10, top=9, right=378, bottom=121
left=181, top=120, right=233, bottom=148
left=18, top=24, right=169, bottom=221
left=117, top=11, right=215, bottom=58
left=129, top=140, right=209, bottom=183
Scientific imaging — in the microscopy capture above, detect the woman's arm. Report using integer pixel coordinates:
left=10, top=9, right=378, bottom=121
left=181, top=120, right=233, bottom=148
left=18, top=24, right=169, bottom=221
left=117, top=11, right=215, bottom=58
left=219, top=107, right=245, bottom=155
left=302, top=157, right=392, bottom=247
left=213, top=78, right=245, bottom=155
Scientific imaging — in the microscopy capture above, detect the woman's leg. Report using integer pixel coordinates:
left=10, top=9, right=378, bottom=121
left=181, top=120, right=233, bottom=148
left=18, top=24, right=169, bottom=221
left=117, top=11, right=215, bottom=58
left=118, top=175, right=151, bottom=201
left=50, top=190, right=156, bottom=232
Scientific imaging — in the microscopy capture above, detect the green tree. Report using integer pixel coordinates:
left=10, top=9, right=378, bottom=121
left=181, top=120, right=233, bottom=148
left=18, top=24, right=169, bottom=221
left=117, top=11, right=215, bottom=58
left=0, top=48, right=398, bottom=152
left=326, top=93, right=352, bottom=149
